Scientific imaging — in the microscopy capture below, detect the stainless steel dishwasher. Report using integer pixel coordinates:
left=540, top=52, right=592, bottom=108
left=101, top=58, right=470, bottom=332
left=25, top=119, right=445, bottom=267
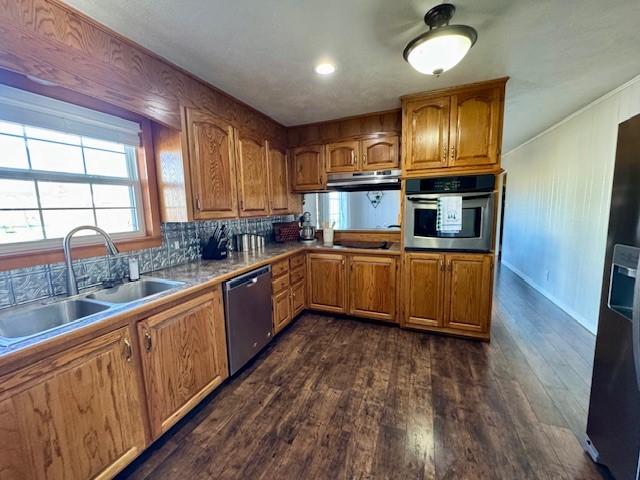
left=223, top=265, right=273, bottom=375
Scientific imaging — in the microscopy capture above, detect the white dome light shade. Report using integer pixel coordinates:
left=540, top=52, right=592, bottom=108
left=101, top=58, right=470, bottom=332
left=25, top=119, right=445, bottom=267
left=315, top=63, right=336, bottom=75
left=406, top=33, right=473, bottom=75
left=404, top=4, right=477, bottom=76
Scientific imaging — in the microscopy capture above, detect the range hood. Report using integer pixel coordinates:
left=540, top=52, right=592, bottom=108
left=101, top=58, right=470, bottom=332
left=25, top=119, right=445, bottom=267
left=326, top=169, right=401, bottom=191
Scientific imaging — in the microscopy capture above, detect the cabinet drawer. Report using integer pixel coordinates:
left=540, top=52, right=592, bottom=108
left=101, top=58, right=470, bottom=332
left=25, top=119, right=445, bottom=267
left=289, top=254, right=305, bottom=270
left=290, top=266, right=305, bottom=285
left=272, top=259, right=289, bottom=277
left=272, top=273, right=290, bottom=294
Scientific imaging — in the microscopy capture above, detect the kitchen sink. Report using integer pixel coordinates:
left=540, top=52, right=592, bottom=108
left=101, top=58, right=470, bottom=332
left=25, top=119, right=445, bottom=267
left=0, top=298, right=111, bottom=345
left=84, top=278, right=184, bottom=304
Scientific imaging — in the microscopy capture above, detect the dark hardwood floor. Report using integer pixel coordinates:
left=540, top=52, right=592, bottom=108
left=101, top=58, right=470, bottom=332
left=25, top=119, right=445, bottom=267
left=119, top=265, right=609, bottom=479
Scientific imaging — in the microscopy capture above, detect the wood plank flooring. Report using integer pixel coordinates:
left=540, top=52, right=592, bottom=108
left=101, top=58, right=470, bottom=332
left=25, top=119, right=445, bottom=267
left=118, top=266, right=610, bottom=479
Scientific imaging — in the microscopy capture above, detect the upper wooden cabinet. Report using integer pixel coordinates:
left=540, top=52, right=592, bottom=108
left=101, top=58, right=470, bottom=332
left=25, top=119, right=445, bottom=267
left=349, top=255, right=397, bottom=322
left=449, top=87, right=502, bottom=167
left=236, top=132, right=269, bottom=216
left=307, top=253, right=347, bottom=313
left=290, top=145, right=326, bottom=191
left=403, top=96, right=450, bottom=172
left=326, top=140, right=360, bottom=173
left=361, top=135, right=400, bottom=170
left=185, top=107, right=239, bottom=219
left=402, top=78, right=506, bottom=176
left=267, top=142, right=290, bottom=214
left=0, top=327, right=146, bottom=480
left=137, top=289, right=229, bottom=438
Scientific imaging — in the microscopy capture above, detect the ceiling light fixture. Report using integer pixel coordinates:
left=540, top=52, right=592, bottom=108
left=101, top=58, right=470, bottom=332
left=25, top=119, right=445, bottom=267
left=315, top=63, right=336, bottom=75
left=403, top=3, right=477, bottom=76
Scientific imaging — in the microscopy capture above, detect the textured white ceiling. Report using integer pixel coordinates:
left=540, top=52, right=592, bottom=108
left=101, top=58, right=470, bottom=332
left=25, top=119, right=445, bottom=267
left=64, top=0, right=640, bottom=151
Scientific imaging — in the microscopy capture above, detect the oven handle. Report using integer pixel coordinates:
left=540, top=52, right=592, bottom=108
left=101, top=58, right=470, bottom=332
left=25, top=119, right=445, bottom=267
left=406, top=193, right=493, bottom=203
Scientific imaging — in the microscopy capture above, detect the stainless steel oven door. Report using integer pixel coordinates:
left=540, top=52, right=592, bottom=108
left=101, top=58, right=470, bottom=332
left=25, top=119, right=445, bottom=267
left=404, top=192, right=495, bottom=251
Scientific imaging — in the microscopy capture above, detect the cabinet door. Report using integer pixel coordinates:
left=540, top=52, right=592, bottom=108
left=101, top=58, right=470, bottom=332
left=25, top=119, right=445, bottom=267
left=449, top=87, right=501, bottom=167
left=348, top=255, right=397, bottom=322
left=236, top=133, right=269, bottom=216
left=326, top=140, right=360, bottom=173
left=291, top=280, right=306, bottom=317
left=273, top=288, right=292, bottom=334
left=267, top=143, right=289, bottom=214
left=403, top=96, right=450, bottom=172
left=185, top=108, right=238, bottom=219
left=138, top=289, right=229, bottom=438
left=0, top=327, right=146, bottom=480
left=307, top=253, right=347, bottom=313
left=361, top=135, right=399, bottom=170
left=444, top=254, right=493, bottom=332
left=291, top=145, right=326, bottom=191
left=403, top=253, right=445, bottom=328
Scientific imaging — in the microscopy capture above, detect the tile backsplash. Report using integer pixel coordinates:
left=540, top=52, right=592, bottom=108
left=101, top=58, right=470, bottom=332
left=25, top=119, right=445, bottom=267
left=0, top=215, right=295, bottom=310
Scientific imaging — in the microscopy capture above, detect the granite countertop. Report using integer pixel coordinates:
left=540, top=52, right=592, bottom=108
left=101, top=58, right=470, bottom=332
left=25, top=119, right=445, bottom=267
left=0, top=241, right=398, bottom=362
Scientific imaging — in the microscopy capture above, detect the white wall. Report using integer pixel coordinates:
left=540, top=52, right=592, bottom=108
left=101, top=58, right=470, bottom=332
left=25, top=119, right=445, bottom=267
left=502, top=75, right=640, bottom=333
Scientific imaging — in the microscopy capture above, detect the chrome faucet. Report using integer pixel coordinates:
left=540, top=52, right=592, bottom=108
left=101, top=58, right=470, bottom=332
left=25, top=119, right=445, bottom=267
left=63, top=226, right=119, bottom=296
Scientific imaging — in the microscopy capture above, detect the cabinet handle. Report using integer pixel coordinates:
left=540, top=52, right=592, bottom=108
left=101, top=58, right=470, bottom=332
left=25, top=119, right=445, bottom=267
left=447, top=260, right=452, bottom=271
left=362, top=154, right=367, bottom=164
left=353, top=153, right=357, bottom=165
left=442, top=144, right=447, bottom=162
left=144, top=331, right=152, bottom=351
left=439, top=259, right=444, bottom=272
left=449, top=145, right=456, bottom=161
left=196, top=197, right=202, bottom=210
left=123, top=338, right=132, bottom=361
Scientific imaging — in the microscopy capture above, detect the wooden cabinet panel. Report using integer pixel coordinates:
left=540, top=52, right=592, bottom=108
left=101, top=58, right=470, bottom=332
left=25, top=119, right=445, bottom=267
left=291, top=145, right=326, bottom=191
left=449, top=87, right=501, bottom=167
left=267, top=143, right=289, bottom=213
left=185, top=108, right=238, bottom=219
left=403, top=96, right=450, bottom=172
left=290, top=266, right=305, bottom=285
left=236, top=133, right=269, bottom=216
left=361, top=135, right=399, bottom=170
left=272, top=259, right=289, bottom=277
left=403, top=253, right=445, bottom=328
left=138, top=289, right=229, bottom=438
left=289, top=253, right=306, bottom=270
left=348, top=255, right=397, bottom=322
left=326, top=140, right=360, bottom=173
left=291, top=280, right=306, bottom=317
left=0, top=327, right=146, bottom=480
left=307, top=253, right=347, bottom=313
left=273, top=288, right=292, bottom=334
left=444, top=254, right=493, bottom=332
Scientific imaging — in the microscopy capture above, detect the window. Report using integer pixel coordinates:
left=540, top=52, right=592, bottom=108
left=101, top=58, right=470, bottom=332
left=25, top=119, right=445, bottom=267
left=0, top=84, right=145, bottom=252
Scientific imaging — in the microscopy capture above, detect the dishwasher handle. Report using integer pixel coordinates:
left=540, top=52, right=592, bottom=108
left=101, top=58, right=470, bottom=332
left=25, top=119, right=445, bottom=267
left=225, top=265, right=271, bottom=291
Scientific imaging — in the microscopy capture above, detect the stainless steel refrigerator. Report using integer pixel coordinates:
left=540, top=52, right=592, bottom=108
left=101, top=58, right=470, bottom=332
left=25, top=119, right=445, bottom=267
left=586, top=113, right=640, bottom=479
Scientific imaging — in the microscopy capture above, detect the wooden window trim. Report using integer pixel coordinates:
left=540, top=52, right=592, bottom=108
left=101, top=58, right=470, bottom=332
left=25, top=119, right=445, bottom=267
left=0, top=70, right=162, bottom=271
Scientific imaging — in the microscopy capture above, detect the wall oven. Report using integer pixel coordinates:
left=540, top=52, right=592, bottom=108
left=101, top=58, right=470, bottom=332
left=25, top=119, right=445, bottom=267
left=404, top=174, right=496, bottom=252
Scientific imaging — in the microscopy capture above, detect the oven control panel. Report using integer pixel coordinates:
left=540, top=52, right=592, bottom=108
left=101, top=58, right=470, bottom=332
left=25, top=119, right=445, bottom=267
left=406, top=174, right=496, bottom=194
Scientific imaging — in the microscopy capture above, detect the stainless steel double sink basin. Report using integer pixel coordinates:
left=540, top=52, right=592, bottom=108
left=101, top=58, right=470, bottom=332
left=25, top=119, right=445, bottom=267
left=0, top=277, right=184, bottom=346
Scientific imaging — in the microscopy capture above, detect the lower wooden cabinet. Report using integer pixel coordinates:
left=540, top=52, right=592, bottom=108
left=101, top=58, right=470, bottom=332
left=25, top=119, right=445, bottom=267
left=307, top=252, right=399, bottom=322
left=273, top=288, right=292, bottom=333
left=291, top=279, right=306, bottom=317
left=348, top=255, right=397, bottom=322
left=0, top=327, right=146, bottom=480
left=403, top=252, right=494, bottom=338
left=137, top=288, right=229, bottom=438
left=307, top=253, right=348, bottom=313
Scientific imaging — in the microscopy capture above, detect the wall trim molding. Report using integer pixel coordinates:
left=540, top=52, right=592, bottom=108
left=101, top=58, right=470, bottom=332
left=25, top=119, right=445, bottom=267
left=500, top=260, right=596, bottom=334
left=504, top=73, right=640, bottom=158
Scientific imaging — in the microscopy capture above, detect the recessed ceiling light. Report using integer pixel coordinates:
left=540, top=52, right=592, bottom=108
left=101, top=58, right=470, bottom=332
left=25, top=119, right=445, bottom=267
left=404, top=3, right=477, bottom=76
left=315, top=63, right=336, bottom=75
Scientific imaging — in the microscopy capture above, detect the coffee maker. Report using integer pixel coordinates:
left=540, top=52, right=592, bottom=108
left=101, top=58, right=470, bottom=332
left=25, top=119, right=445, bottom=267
left=299, top=211, right=317, bottom=243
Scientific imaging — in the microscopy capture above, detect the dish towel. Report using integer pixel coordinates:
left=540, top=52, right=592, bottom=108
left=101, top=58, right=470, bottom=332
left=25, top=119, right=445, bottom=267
left=437, top=196, right=463, bottom=233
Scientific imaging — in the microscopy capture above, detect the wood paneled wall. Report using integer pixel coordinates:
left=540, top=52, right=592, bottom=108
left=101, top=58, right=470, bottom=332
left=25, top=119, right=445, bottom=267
left=287, top=109, right=401, bottom=147
left=0, top=0, right=286, bottom=144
